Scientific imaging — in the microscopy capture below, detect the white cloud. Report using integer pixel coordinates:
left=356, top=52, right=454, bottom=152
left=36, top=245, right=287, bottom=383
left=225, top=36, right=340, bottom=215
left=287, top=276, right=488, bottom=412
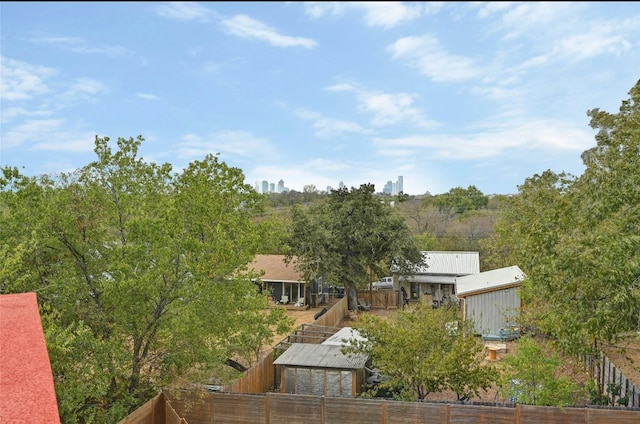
left=555, top=24, right=634, bottom=62
left=326, top=82, right=356, bottom=92
left=476, top=2, right=577, bottom=41
left=475, top=2, right=516, bottom=19
left=476, top=3, right=637, bottom=62
left=154, top=2, right=217, bottom=22
left=0, top=107, right=52, bottom=125
left=303, top=2, right=347, bottom=19
left=359, top=91, right=435, bottom=128
left=470, top=85, right=520, bottom=101
left=57, top=77, right=109, bottom=106
left=0, top=56, right=54, bottom=101
left=295, top=108, right=371, bottom=137
left=374, top=118, right=595, bottom=160
left=2, top=118, right=96, bottom=153
left=303, top=2, right=439, bottom=28
left=326, top=83, right=438, bottom=128
left=136, top=93, right=159, bottom=100
left=387, top=35, right=481, bottom=82
left=221, top=14, right=317, bottom=48
left=68, top=77, right=107, bottom=95
left=353, top=2, right=426, bottom=29
left=175, top=130, right=275, bottom=160
left=32, top=135, right=98, bottom=152
left=29, top=35, right=130, bottom=56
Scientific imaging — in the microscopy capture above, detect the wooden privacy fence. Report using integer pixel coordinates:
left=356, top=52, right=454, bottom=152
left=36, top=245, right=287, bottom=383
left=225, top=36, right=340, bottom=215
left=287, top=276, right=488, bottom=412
left=118, top=392, right=185, bottom=424
left=587, top=351, right=640, bottom=408
left=313, top=296, right=348, bottom=327
left=228, top=351, right=275, bottom=394
left=165, top=391, right=640, bottom=424
left=357, top=290, right=399, bottom=309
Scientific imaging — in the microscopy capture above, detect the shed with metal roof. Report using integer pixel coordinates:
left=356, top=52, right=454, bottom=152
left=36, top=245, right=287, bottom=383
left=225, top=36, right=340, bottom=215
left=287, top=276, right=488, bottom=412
left=455, top=265, right=526, bottom=336
left=273, top=342, right=369, bottom=397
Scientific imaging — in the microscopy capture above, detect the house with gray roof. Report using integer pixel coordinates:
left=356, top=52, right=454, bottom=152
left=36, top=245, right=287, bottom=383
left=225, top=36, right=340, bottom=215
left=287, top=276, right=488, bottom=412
left=393, top=251, right=480, bottom=307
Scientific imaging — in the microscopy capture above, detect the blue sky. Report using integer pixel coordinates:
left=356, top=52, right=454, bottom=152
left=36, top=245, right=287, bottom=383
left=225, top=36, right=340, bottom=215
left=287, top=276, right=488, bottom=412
left=1, top=2, right=639, bottom=195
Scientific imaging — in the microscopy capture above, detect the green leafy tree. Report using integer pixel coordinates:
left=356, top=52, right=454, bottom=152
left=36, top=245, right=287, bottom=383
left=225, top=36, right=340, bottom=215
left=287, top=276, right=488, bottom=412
left=493, top=81, right=640, bottom=358
left=0, top=136, right=293, bottom=422
left=285, top=184, right=424, bottom=310
left=499, top=335, right=585, bottom=406
left=225, top=302, right=293, bottom=366
left=433, top=185, right=488, bottom=215
left=490, top=80, right=640, bottom=406
left=348, top=303, right=495, bottom=401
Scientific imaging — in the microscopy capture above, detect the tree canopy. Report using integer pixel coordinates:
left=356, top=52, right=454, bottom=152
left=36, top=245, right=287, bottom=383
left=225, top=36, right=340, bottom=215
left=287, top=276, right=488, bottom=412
left=348, top=303, right=495, bottom=401
left=498, top=335, right=586, bottom=407
left=493, top=80, right=640, bottom=357
left=432, top=185, right=489, bottom=215
left=0, top=136, right=293, bottom=422
left=285, top=184, right=424, bottom=310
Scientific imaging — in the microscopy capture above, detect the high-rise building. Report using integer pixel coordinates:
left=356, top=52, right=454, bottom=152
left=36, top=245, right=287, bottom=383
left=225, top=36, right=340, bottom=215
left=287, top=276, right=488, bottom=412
left=383, top=180, right=393, bottom=195
left=277, top=180, right=284, bottom=193
left=261, top=180, right=268, bottom=194
left=269, top=183, right=275, bottom=193
left=397, top=176, right=403, bottom=194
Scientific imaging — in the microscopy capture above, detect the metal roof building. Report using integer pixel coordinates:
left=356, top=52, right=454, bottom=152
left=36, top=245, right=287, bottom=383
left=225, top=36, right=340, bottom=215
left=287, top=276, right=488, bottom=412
left=393, top=251, right=480, bottom=306
left=274, top=342, right=369, bottom=397
left=415, top=251, right=480, bottom=276
left=274, top=343, right=368, bottom=369
left=456, top=265, right=526, bottom=296
left=455, top=265, right=526, bottom=336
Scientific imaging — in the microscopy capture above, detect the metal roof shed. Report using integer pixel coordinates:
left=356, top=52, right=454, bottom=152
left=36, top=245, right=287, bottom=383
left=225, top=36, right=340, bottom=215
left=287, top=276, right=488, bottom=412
left=273, top=343, right=369, bottom=397
left=455, top=265, right=526, bottom=336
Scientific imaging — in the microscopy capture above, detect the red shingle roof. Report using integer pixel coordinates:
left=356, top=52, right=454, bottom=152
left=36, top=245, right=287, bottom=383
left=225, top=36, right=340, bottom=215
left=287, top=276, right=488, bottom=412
left=0, top=292, right=61, bottom=423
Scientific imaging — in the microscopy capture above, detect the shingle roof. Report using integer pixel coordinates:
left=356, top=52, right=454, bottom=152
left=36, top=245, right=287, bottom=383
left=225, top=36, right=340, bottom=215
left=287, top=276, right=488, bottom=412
left=0, top=292, right=61, bottom=423
left=273, top=343, right=368, bottom=369
left=248, top=254, right=304, bottom=282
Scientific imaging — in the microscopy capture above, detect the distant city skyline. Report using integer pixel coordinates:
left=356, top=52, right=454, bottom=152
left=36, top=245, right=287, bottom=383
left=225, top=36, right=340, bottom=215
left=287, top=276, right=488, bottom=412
left=255, top=176, right=404, bottom=195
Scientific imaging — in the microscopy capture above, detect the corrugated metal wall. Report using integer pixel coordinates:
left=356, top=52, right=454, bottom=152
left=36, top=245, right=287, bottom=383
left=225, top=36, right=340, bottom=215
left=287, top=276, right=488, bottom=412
left=464, top=287, right=520, bottom=335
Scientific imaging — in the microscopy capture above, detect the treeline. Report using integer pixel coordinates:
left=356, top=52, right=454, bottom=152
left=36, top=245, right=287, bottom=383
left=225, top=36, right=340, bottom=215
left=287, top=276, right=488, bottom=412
left=264, top=185, right=508, bottom=271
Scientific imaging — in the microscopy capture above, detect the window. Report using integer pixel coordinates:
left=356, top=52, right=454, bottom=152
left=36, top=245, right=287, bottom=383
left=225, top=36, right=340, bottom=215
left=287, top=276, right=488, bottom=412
left=410, top=282, right=419, bottom=299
